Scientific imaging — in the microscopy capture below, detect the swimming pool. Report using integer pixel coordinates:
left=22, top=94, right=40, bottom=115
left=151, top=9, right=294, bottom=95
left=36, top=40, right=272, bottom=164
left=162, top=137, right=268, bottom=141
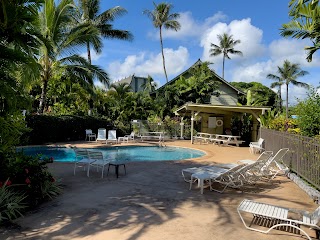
left=18, top=146, right=205, bottom=162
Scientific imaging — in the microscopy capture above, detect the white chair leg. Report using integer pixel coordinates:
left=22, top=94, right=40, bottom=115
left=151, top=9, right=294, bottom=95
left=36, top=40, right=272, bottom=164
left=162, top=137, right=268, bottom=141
left=101, top=166, right=105, bottom=178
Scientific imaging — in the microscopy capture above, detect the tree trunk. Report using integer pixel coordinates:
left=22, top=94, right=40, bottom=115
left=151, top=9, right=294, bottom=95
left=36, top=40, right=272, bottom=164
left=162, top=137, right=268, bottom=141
left=286, top=83, right=289, bottom=119
left=87, top=41, right=91, bottom=64
left=38, top=79, right=48, bottom=114
left=279, top=86, right=282, bottom=112
left=222, top=54, right=225, bottom=79
left=159, top=27, right=168, bottom=83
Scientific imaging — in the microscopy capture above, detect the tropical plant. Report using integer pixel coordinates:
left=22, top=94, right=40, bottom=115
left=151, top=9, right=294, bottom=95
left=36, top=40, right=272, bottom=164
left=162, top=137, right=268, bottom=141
left=0, top=0, right=42, bottom=115
left=3, top=152, right=61, bottom=207
left=230, top=82, right=278, bottom=107
left=34, top=0, right=109, bottom=113
left=141, top=75, right=157, bottom=93
left=209, top=33, right=243, bottom=79
left=280, top=0, right=320, bottom=62
left=175, top=61, right=219, bottom=103
left=143, top=2, right=181, bottom=83
left=266, top=60, right=309, bottom=119
left=0, top=180, right=26, bottom=223
left=75, top=0, right=133, bottom=64
left=259, top=109, right=278, bottom=128
left=295, top=87, right=320, bottom=137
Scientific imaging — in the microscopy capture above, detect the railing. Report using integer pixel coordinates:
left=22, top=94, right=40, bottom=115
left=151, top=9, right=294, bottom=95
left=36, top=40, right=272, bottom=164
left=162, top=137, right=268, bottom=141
left=261, top=128, right=320, bottom=190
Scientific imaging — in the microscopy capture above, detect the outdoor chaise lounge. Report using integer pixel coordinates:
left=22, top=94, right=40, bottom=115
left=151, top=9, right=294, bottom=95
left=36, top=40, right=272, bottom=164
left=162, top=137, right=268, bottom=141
left=187, top=164, right=246, bottom=194
left=96, top=128, right=107, bottom=142
left=106, top=130, right=117, bottom=144
left=238, top=199, right=320, bottom=240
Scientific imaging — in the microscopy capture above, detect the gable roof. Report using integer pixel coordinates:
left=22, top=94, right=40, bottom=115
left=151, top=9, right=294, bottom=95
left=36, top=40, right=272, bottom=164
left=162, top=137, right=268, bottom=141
left=112, top=75, right=134, bottom=86
left=156, top=59, right=244, bottom=95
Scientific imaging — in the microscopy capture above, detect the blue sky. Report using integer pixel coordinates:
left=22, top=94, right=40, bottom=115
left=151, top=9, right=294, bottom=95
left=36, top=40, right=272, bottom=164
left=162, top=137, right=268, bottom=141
left=88, top=0, right=320, bottom=105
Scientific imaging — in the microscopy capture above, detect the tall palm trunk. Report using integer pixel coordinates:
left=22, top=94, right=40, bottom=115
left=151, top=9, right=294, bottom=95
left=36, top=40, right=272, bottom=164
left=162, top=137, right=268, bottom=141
left=279, top=86, right=282, bottom=112
left=286, top=83, right=289, bottom=119
left=38, top=57, right=50, bottom=114
left=38, top=79, right=48, bottom=114
left=87, top=42, right=91, bottom=64
left=159, top=26, right=168, bottom=83
left=222, top=54, right=225, bottom=79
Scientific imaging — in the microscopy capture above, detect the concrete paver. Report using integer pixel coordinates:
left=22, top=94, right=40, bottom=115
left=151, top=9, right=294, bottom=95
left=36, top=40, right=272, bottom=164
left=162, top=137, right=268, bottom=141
left=1, top=140, right=318, bottom=240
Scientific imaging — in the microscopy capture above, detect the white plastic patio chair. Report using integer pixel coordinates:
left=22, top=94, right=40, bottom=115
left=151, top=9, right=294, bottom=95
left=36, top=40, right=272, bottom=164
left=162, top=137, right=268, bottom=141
left=118, top=131, right=135, bottom=143
left=88, top=150, right=110, bottom=178
left=85, top=129, right=96, bottom=141
left=249, top=138, right=264, bottom=154
left=73, top=148, right=96, bottom=177
left=106, top=130, right=117, bottom=144
left=238, top=199, right=320, bottom=240
left=182, top=165, right=229, bottom=183
left=96, top=128, right=107, bottom=142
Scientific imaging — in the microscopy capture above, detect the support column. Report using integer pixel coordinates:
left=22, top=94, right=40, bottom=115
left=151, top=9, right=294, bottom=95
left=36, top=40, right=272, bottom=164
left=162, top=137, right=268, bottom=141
left=190, top=111, right=194, bottom=144
left=180, top=117, right=184, bottom=140
left=251, top=117, right=259, bottom=142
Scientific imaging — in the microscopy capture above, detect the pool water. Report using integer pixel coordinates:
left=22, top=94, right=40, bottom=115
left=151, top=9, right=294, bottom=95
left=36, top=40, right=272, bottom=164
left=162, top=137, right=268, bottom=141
left=18, top=146, right=205, bottom=162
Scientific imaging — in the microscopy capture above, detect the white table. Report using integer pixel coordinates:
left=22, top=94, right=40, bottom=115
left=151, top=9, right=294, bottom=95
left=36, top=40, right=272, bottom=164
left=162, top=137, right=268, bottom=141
left=213, top=134, right=244, bottom=147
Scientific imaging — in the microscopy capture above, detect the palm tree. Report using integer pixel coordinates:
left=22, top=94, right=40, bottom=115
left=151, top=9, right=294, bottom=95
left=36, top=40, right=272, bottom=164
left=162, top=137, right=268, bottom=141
left=267, top=60, right=309, bottom=119
left=266, top=73, right=284, bottom=112
left=76, top=0, right=133, bottom=64
left=209, top=33, right=243, bottom=79
left=143, top=2, right=181, bottom=83
left=141, top=75, right=157, bottom=93
left=35, top=0, right=109, bottom=113
left=109, top=82, right=132, bottom=101
left=0, top=0, right=42, bottom=113
left=280, top=0, right=320, bottom=62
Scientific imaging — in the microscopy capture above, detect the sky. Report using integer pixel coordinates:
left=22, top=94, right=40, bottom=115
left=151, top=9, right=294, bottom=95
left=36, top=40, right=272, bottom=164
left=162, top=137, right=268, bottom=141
left=87, top=0, right=320, bottom=105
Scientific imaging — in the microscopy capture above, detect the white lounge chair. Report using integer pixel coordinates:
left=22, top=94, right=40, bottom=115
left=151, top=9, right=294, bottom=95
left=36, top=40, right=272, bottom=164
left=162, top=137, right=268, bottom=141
left=73, top=148, right=96, bottom=177
left=248, top=148, right=289, bottom=181
left=249, top=138, right=264, bottom=154
left=85, top=129, right=96, bottom=141
left=96, top=128, right=107, bottom=142
left=182, top=165, right=230, bottom=183
left=118, top=131, right=135, bottom=143
left=238, top=199, right=320, bottom=240
left=188, top=164, right=245, bottom=194
left=88, top=150, right=110, bottom=178
left=106, top=130, right=117, bottom=144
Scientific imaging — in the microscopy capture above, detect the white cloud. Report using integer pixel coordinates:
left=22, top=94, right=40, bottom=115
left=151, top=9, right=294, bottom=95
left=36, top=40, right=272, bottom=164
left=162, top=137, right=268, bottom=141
left=108, top=46, right=189, bottom=84
left=231, top=60, right=274, bottom=83
left=148, top=11, right=227, bottom=40
left=269, top=38, right=320, bottom=68
left=201, top=18, right=265, bottom=63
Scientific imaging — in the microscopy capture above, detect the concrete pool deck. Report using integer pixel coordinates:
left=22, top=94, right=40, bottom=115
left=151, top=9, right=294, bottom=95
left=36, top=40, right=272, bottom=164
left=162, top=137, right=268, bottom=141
left=1, top=140, right=318, bottom=240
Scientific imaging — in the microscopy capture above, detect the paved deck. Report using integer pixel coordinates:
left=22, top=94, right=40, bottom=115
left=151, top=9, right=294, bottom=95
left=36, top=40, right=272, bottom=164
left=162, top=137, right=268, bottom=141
left=1, top=140, right=318, bottom=240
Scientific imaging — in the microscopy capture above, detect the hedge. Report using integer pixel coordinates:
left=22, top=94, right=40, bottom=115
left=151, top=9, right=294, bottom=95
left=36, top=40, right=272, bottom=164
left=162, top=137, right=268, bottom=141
left=23, top=115, right=114, bottom=145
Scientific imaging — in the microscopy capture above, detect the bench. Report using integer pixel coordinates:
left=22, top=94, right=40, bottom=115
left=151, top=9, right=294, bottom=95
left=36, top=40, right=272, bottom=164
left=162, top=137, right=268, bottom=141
left=140, top=132, right=165, bottom=142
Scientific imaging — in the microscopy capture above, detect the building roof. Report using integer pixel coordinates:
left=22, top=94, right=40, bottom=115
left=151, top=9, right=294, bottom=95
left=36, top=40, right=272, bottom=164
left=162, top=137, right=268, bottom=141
left=112, top=75, right=134, bottom=86
left=174, top=103, right=271, bottom=119
left=156, top=59, right=244, bottom=95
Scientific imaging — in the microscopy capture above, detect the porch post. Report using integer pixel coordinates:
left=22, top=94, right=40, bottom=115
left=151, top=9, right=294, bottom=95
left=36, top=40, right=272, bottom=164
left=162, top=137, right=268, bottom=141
left=180, top=117, right=184, bottom=140
left=190, top=111, right=194, bottom=144
left=251, top=117, right=259, bottom=142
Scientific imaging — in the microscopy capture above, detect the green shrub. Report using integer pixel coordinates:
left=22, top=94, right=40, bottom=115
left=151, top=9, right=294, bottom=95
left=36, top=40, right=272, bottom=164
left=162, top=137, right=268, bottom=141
left=295, top=88, right=320, bottom=137
left=24, top=115, right=113, bottom=144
